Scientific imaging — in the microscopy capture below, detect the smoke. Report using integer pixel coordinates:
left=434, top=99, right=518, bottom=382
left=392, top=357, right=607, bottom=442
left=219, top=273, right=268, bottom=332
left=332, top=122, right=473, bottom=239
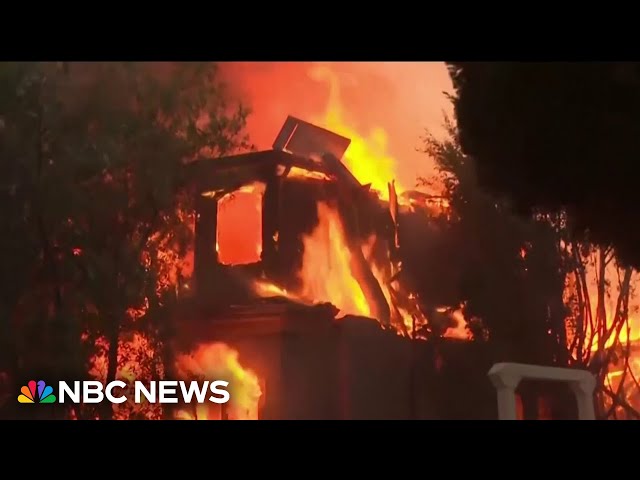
left=218, top=62, right=453, bottom=189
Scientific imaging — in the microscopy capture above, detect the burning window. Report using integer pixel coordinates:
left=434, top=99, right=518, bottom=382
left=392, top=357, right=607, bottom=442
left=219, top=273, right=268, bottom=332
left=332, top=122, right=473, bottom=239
left=216, top=182, right=265, bottom=265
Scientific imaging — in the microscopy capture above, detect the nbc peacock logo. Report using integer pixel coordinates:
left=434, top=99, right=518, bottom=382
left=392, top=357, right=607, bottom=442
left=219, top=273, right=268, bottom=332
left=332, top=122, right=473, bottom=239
left=18, top=380, right=56, bottom=404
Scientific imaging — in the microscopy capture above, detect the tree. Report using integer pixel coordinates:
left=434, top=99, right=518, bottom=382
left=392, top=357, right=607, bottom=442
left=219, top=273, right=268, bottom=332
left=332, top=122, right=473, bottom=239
left=0, top=62, right=249, bottom=419
left=414, top=118, right=570, bottom=367
left=446, top=62, right=640, bottom=269
left=564, top=244, right=639, bottom=419
left=412, top=114, right=640, bottom=419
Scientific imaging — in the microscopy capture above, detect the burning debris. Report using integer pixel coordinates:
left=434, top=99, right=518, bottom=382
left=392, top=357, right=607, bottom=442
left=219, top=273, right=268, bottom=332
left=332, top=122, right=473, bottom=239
left=205, top=111, right=639, bottom=421
left=8, top=62, right=638, bottom=421
left=166, top=115, right=474, bottom=420
left=188, top=115, right=465, bottom=341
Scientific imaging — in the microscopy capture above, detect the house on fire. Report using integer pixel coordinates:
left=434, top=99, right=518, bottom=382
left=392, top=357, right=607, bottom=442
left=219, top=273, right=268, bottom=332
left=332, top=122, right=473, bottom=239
left=173, top=116, right=498, bottom=420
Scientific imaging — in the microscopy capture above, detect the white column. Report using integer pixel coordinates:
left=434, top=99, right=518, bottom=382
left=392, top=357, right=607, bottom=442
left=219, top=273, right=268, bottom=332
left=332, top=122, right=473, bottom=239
left=569, top=375, right=597, bottom=420
left=487, top=362, right=596, bottom=420
left=487, top=370, right=520, bottom=420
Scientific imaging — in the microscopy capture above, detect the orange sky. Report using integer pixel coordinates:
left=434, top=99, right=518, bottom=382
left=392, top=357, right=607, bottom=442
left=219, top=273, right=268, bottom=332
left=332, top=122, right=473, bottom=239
left=218, top=62, right=453, bottom=189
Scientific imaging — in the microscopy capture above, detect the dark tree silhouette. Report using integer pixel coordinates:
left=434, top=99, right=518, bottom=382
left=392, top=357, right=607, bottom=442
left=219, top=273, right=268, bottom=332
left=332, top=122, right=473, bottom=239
left=0, top=62, right=249, bottom=419
left=447, top=62, right=640, bottom=268
left=414, top=118, right=569, bottom=366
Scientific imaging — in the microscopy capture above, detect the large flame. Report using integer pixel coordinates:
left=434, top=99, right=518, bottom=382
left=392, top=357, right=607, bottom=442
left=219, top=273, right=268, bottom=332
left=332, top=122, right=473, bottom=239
left=247, top=65, right=467, bottom=338
left=298, top=202, right=371, bottom=318
left=253, top=201, right=459, bottom=339
left=593, top=313, right=640, bottom=409
left=309, top=66, right=402, bottom=200
left=174, top=342, right=262, bottom=420
left=564, top=265, right=640, bottom=416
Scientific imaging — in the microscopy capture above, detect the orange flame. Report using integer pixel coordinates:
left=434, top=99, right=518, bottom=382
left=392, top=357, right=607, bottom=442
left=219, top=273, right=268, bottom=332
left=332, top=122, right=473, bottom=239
left=223, top=63, right=467, bottom=338
left=309, top=66, right=402, bottom=200
left=174, top=342, right=262, bottom=420
left=564, top=265, right=640, bottom=415
left=246, top=64, right=468, bottom=339
left=252, top=279, right=308, bottom=305
left=252, top=202, right=467, bottom=339
left=297, top=202, right=371, bottom=318
left=285, top=166, right=332, bottom=182
left=217, top=182, right=265, bottom=265
left=443, top=308, right=472, bottom=341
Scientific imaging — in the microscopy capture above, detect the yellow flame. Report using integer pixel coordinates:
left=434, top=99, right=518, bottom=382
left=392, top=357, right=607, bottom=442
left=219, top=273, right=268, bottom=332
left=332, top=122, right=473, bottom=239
left=252, top=279, right=308, bottom=305
left=175, top=342, right=262, bottom=420
left=286, top=166, right=332, bottom=182
left=297, top=202, right=370, bottom=318
left=309, top=65, right=401, bottom=200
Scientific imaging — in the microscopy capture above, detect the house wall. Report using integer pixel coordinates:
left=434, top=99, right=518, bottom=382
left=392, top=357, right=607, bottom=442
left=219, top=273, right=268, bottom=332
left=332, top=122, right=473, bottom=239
left=178, top=305, right=498, bottom=420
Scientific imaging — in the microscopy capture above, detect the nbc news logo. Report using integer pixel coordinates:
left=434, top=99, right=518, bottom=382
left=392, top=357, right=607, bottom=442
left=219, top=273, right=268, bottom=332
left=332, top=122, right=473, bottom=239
left=17, top=379, right=230, bottom=405
left=18, top=380, right=56, bottom=404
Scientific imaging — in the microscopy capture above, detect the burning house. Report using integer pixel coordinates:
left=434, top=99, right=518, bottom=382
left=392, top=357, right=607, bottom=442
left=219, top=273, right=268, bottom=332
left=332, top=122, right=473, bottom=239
left=172, top=116, right=493, bottom=420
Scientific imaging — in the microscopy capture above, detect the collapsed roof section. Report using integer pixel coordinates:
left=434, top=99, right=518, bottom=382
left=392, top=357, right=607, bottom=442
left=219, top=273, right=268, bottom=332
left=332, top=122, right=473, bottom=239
left=189, top=116, right=366, bottom=196
left=188, top=116, right=394, bottom=322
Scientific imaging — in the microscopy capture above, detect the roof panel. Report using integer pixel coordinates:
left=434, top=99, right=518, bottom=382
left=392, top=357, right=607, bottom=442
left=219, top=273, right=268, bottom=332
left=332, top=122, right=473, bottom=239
left=272, top=115, right=351, bottom=161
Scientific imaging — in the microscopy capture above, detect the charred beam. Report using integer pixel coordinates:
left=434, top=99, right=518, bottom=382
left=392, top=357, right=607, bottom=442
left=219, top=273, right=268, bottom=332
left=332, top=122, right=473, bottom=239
left=348, top=243, right=391, bottom=326
left=187, top=151, right=338, bottom=193
left=261, top=170, right=281, bottom=276
left=338, top=191, right=391, bottom=326
left=194, top=195, right=219, bottom=297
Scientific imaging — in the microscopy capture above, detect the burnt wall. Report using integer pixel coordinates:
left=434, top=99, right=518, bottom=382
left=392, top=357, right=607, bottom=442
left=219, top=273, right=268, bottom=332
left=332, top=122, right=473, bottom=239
left=337, top=317, right=498, bottom=420
left=176, top=303, right=501, bottom=420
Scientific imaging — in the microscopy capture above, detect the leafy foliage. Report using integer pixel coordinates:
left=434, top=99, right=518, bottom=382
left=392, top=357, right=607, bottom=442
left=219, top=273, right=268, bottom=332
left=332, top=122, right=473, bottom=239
left=0, top=62, right=249, bottom=418
left=411, top=113, right=640, bottom=418
left=411, top=117, right=569, bottom=364
left=447, top=62, right=640, bottom=269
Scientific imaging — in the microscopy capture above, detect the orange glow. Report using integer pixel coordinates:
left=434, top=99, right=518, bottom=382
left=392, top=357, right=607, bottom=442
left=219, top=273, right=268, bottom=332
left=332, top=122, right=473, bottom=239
left=565, top=268, right=640, bottom=354
left=606, top=351, right=640, bottom=409
left=309, top=65, right=400, bottom=200
left=217, top=63, right=463, bottom=339
left=564, top=264, right=640, bottom=416
left=218, top=62, right=453, bottom=191
left=297, top=202, right=371, bottom=318
left=443, top=308, right=472, bottom=341
left=364, top=236, right=427, bottom=334
left=285, top=166, right=332, bottom=182
left=216, top=182, right=265, bottom=265
left=252, top=279, right=308, bottom=305
left=175, top=342, right=262, bottom=420
left=89, top=332, right=163, bottom=420
left=587, top=314, right=640, bottom=408
left=148, top=207, right=195, bottom=298
left=594, top=315, right=640, bottom=351
left=252, top=202, right=464, bottom=339
left=251, top=203, right=372, bottom=318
